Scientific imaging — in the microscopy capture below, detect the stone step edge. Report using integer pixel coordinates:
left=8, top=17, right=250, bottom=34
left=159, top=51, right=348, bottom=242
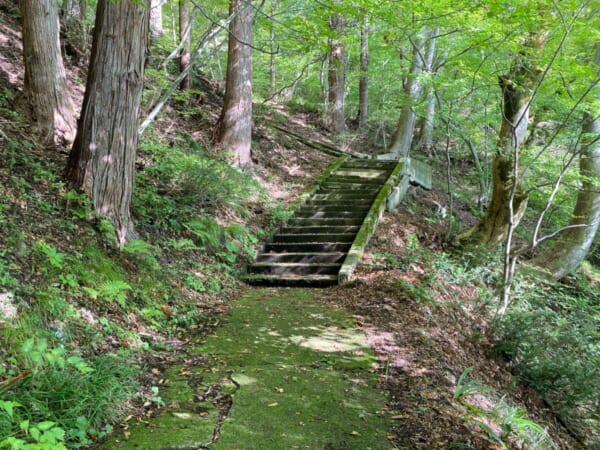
left=338, top=159, right=406, bottom=283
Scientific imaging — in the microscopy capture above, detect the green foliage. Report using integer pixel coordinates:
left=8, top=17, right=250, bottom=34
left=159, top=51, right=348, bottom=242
left=184, top=215, right=258, bottom=264
left=134, top=137, right=263, bottom=233
left=0, top=340, right=137, bottom=448
left=0, top=253, right=18, bottom=290
left=453, top=367, right=556, bottom=449
left=33, top=241, right=64, bottom=272
left=494, top=277, right=600, bottom=445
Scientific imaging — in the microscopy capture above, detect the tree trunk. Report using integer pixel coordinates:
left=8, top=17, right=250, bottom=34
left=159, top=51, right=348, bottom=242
left=457, top=35, right=546, bottom=247
left=357, top=15, right=369, bottom=132
left=215, top=0, right=253, bottom=168
left=530, top=43, right=600, bottom=278
left=150, top=0, right=164, bottom=37
left=65, top=0, right=149, bottom=246
left=20, top=0, right=76, bottom=147
left=388, top=28, right=428, bottom=158
left=179, top=0, right=191, bottom=90
left=269, top=1, right=276, bottom=97
left=414, top=27, right=439, bottom=154
left=326, top=11, right=346, bottom=134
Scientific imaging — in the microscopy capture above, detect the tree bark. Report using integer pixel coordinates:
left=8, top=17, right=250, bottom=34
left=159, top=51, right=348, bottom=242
left=388, top=28, right=429, bottom=158
left=179, top=0, right=192, bottom=90
left=65, top=0, right=149, bottom=246
left=357, top=15, right=369, bottom=132
left=215, top=0, right=253, bottom=168
left=20, top=0, right=76, bottom=147
left=530, top=42, right=600, bottom=278
left=415, top=28, right=439, bottom=154
left=458, top=34, right=546, bottom=247
left=269, top=1, right=277, bottom=98
left=326, top=11, right=346, bottom=134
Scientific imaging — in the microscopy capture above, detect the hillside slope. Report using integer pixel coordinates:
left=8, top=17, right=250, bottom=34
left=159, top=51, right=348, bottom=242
left=0, top=3, right=584, bottom=449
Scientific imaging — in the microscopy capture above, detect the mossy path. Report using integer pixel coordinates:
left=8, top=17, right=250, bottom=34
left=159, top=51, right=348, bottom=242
left=102, top=288, right=393, bottom=449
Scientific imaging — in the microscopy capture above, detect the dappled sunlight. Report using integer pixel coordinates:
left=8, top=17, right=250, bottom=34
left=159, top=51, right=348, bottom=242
left=289, top=326, right=368, bottom=353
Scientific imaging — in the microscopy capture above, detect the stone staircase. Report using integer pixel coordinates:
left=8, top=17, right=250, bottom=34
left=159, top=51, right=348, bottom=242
left=242, top=157, right=405, bottom=286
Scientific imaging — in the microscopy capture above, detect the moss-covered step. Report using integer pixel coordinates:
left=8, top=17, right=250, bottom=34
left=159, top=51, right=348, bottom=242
left=255, top=252, right=347, bottom=264
left=292, top=210, right=369, bottom=219
left=272, top=233, right=356, bottom=243
left=264, top=242, right=353, bottom=253
left=247, top=262, right=342, bottom=276
left=293, top=205, right=371, bottom=214
left=279, top=225, right=360, bottom=234
left=285, top=217, right=364, bottom=226
left=241, top=273, right=339, bottom=286
left=243, top=156, right=406, bottom=286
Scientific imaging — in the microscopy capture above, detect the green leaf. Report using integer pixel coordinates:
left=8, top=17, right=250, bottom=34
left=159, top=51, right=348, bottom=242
left=36, top=421, right=56, bottom=432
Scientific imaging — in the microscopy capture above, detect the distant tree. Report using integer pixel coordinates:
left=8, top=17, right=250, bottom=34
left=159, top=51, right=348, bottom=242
left=179, top=0, right=192, bottom=90
left=388, top=27, right=429, bottom=158
left=65, top=0, right=149, bottom=245
left=530, top=42, right=600, bottom=279
left=20, top=0, right=76, bottom=146
left=215, top=0, right=254, bottom=168
left=326, top=9, right=346, bottom=134
left=150, top=0, right=164, bottom=37
left=357, top=15, right=369, bottom=132
left=414, top=27, right=439, bottom=154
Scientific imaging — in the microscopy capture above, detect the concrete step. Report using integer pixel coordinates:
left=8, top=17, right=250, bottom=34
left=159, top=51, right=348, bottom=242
left=280, top=225, right=360, bottom=234
left=272, top=233, right=356, bottom=243
left=293, top=205, right=371, bottom=214
left=248, top=262, right=342, bottom=276
left=340, top=160, right=397, bottom=169
left=326, top=175, right=388, bottom=184
left=255, top=252, right=347, bottom=264
left=264, top=242, right=352, bottom=253
left=311, top=189, right=377, bottom=203
left=333, top=168, right=391, bottom=177
left=286, top=217, right=364, bottom=226
left=321, top=182, right=383, bottom=189
left=241, top=273, right=339, bottom=287
left=293, top=210, right=368, bottom=219
left=304, top=199, right=373, bottom=206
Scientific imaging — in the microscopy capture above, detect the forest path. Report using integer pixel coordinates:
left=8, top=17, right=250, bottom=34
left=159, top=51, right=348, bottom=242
left=101, top=287, right=394, bottom=449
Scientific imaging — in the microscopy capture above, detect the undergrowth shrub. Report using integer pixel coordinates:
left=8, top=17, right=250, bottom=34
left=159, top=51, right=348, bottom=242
left=493, top=277, right=600, bottom=447
left=134, top=136, right=264, bottom=233
left=0, top=339, right=137, bottom=448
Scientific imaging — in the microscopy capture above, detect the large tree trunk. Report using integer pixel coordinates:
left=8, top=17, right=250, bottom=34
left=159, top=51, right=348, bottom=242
left=179, top=0, right=192, bottom=90
left=388, top=28, right=428, bottom=157
left=326, top=11, right=346, bottom=134
left=458, top=35, right=546, bottom=247
left=65, top=0, right=149, bottom=246
left=215, top=0, right=253, bottom=168
left=20, top=0, right=76, bottom=147
left=530, top=43, right=600, bottom=278
left=357, top=15, right=369, bottom=132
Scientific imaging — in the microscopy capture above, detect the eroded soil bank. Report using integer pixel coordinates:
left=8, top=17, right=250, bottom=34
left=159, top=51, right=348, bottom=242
left=101, top=288, right=393, bottom=449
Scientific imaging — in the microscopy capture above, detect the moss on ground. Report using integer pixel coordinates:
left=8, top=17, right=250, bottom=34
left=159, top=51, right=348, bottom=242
left=102, top=288, right=392, bottom=449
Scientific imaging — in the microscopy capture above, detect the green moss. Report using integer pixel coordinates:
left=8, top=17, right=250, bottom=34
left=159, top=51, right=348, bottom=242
left=102, top=288, right=391, bottom=449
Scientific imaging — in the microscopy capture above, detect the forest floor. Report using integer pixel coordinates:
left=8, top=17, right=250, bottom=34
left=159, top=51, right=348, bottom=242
left=0, top=1, right=585, bottom=448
